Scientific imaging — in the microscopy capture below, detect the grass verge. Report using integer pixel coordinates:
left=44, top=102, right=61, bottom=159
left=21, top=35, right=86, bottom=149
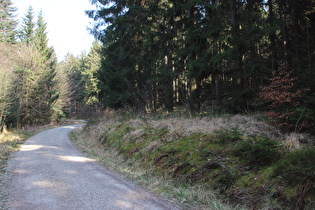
left=0, top=130, right=37, bottom=171
left=70, top=113, right=315, bottom=210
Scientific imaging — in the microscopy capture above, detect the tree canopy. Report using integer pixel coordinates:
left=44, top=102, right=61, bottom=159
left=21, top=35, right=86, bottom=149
left=86, top=0, right=314, bottom=130
left=0, top=0, right=17, bottom=43
left=1, top=4, right=61, bottom=128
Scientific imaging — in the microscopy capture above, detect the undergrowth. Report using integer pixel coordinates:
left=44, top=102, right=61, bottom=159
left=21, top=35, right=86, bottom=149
left=71, top=113, right=315, bottom=210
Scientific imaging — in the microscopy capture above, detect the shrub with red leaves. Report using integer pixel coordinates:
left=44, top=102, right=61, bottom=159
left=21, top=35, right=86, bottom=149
left=260, top=62, right=305, bottom=132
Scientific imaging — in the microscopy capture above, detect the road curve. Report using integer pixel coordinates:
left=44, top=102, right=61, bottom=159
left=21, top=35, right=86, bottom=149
left=4, top=125, right=179, bottom=210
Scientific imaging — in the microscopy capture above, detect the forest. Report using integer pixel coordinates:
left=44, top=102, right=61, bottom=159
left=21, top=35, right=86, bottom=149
left=0, top=1, right=101, bottom=130
left=1, top=1, right=315, bottom=209
left=1, top=0, right=315, bottom=133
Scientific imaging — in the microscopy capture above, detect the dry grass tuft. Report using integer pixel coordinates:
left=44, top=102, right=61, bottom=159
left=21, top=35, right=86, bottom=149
left=0, top=132, right=24, bottom=169
left=125, top=128, right=145, bottom=140
left=91, top=111, right=279, bottom=140
left=126, top=119, right=146, bottom=128
left=149, top=114, right=278, bottom=140
left=146, top=141, right=162, bottom=153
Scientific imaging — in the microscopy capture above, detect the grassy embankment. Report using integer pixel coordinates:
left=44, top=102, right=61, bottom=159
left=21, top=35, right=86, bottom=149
left=70, top=112, right=315, bottom=210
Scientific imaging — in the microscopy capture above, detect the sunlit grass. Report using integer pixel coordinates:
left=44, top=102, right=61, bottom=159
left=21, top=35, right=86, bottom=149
left=0, top=129, right=37, bottom=170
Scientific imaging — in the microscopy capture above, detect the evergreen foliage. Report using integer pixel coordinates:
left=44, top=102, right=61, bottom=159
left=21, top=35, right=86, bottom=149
left=18, top=5, right=35, bottom=45
left=59, top=53, right=87, bottom=114
left=1, top=5, right=61, bottom=128
left=57, top=45, right=102, bottom=117
left=0, top=0, right=17, bottom=43
left=0, top=43, right=16, bottom=131
left=33, top=10, right=59, bottom=124
left=81, top=40, right=102, bottom=105
left=87, top=0, right=315, bottom=132
left=1, top=0, right=315, bottom=132
left=9, top=46, right=45, bottom=126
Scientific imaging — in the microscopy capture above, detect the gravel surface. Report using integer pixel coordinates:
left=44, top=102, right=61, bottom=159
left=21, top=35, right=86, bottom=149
left=3, top=125, right=179, bottom=210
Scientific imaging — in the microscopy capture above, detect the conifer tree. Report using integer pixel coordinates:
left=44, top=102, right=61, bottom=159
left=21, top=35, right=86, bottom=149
left=9, top=46, right=44, bottom=127
left=66, top=54, right=85, bottom=104
left=58, top=50, right=103, bottom=116
left=35, top=10, right=51, bottom=58
left=9, top=5, right=38, bottom=126
left=88, top=0, right=147, bottom=109
left=82, top=40, right=101, bottom=105
left=0, top=0, right=18, bottom=43
left=10, top=8, right=60, bottom=126
left=19, top=5, right=35, bottom=45
left=0, top=43, right=16, bottom=131
left=33, top=10, right=59, bottom=123
left=87, top=0, right=315, bottom=129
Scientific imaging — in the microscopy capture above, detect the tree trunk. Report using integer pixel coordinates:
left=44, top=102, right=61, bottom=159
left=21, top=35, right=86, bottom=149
left=164, top=54, right=174, bottom=112
left=268, top=0, right=277, bottom=71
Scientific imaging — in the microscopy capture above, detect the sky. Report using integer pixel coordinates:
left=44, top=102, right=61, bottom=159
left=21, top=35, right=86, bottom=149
left=13, top=0, right=96, bottom=61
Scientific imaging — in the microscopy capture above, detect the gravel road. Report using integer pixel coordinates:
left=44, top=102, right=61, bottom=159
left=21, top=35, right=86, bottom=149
left=4, top=125, right=179, bottom=210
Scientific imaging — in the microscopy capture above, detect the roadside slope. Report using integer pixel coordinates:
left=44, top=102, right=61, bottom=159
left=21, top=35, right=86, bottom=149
left=73, top=115, right=315, bottom=209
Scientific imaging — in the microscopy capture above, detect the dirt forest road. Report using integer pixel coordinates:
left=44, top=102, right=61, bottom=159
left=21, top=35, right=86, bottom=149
left=4, top=125, right=179, bottom=210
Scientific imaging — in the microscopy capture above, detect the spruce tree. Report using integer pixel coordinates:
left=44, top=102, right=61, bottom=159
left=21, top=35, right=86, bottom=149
left=82, top=40, right=101, bottom=105
left=56, top=54, right=81, bottom=117
left=35, top=10, right=51, bottom=58
left=88, top=0, right=147, bottom=109
left=11, top=8, right=60, bottom=126
left=87, top=0, right=315, bottom=130
left=9, top=46, right=44, bottom=127
left=34, top=10, right=59, bottom=123
left=0, top=0, right=18, bottom=43
left=0, top=43, right=16, bottom=131
left=7, top=5, right=37, bottom=127
left=19, top=5, right=35, bottom=45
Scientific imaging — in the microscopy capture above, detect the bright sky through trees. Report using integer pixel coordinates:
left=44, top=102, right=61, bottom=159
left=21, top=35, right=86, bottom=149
left=13, top=0, right=95, bottom=61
